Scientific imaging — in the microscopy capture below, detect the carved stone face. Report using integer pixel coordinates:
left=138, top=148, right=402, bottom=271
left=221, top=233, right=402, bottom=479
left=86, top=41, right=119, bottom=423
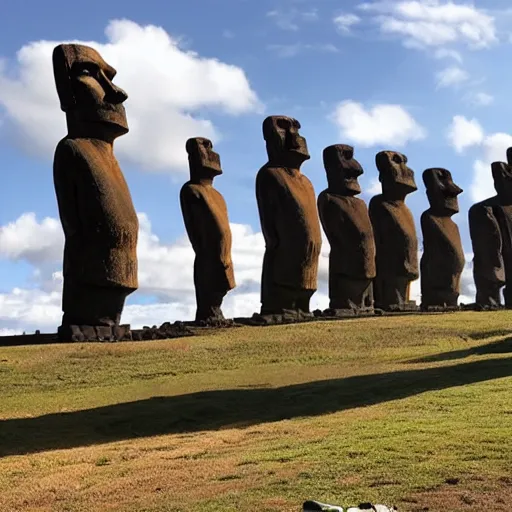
left=186, top=137, right=222, bottom=179
left=492, top=161, right=512, bottom=205
left=423, top=168, right=462, bottom=215
left=53, top=44, right=128, bottom=138
left=376, top=151, right=417, bottom=198
left=323, top=144, right=363, bottom=196
left=263, top=115, right=310, bottom=169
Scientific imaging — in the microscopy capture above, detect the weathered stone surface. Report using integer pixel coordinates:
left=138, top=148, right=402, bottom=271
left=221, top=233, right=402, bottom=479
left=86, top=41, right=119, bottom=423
left=469, top=156, right=512, bottom=308
left=52, top=44, right=138, bottom=341
left=243, top=309, right=315, bottom=326
left=56, top=323, right=132, bottom=342
left=318, top=144, right=376, bottom=312
left=180, top=138, right=235, bottom=323
left=131, top=322, right=194, bottom=341
left=369, top=151, right=419, bottom=311
left=256, top=116, right=322, bottom=316
left=421, top=168, right=465, bottom=310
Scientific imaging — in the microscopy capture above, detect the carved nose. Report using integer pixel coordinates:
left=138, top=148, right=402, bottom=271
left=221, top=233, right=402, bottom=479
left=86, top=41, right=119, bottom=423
left=108, top=85, right=128, bottom=104
left=101, top=72, right=128, bottom=104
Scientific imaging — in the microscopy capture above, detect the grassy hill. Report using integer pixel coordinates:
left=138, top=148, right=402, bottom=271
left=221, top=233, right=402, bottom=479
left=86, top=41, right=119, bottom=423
left=1, top=312, right=511, bottom=511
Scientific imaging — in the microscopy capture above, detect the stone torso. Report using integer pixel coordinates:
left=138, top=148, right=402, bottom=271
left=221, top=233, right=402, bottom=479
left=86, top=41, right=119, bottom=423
left=53, top=137, right=138, bottom=289
left=318, top=192, right=375, bottom=278
left=180, top=182, right=235, bottom=291
left=421, top=212, right=465, bottom=284
left=256, top=165, right=322, bottom=290
left=369, top=195, right=418, bottom=278
left=493, top=204, right=512, bottom=276
left=469, top=197, right=508, bottom=285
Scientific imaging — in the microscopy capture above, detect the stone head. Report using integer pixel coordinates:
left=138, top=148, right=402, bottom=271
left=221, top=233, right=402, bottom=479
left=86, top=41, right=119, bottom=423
left=376, top=151, right=417, bottom=200
left=423, top=168, right=462, bottom=215
left=262, top=115, right=310, bottom=169
left=53, top=44, right=128, bottom=140
left=186, top=137, right=222, bottom=181
left=323, top=144, right=363, bottom=196
left=492, top=161, right=512, bottom=205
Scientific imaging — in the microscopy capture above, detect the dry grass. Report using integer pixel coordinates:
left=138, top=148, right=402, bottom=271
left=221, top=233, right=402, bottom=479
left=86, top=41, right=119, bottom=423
left=0, top=312, right=511, bottom=511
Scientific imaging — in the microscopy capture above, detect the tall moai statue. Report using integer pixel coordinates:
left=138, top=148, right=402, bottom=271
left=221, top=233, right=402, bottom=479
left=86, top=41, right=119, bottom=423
left=180, top=137, right=236, bottom=323
left=52, top=44, right=138, bottom=341
left=369, top=151, right=419, bottom=311
left=469, top=151, right=512, bottom=308
left=317, top=145, right=376, bottom=314
left=256, top=116, right=322, bottom=317
left=421, top=168, right=465, bottom=310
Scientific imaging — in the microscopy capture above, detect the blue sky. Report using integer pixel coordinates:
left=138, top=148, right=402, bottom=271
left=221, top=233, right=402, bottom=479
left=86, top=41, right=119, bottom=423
left=1, top=0, right=512, bottom=332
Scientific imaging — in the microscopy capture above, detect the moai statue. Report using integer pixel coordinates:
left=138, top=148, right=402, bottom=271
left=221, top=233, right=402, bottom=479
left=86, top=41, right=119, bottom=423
left=256, top=116, right=322, bottom=318
left=52, top=44, right=138, bottom=341
left=469, top=152, right=512, bottom=308
left=317, top=145, right=376, bottom=315
left=369, top=151, right=419, bottom=311
left=421, top=168, right=465, bottom=310
left=180, top=137, right=236, bottom=323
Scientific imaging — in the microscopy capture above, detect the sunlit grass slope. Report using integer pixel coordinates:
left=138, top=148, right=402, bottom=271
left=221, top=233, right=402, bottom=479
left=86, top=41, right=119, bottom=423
left=1, top=312, right=511, bottom=511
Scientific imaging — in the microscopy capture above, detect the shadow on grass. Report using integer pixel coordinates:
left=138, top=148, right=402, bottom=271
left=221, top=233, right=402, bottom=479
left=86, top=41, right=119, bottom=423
left=410, top=337, right=512, bottom=364
left=1, top=357, right=511, bottom=457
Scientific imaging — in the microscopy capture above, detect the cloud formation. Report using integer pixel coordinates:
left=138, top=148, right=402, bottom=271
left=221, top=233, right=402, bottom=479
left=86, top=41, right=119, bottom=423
left=436, top=65, right=469, bottom=88
left=266, top=8, right=318, bottom=31
left=267, top=43, right=338, bottom=58
left=333, top=13, right=362, bottom=34
left=0, top=19, right=262, bottom=174
left=359, top=0, right=497, bottom=49
left=331, top=100, right=426, bottom=147
left=447, top=115, right=512, bottom=201
left=447, top=115, right=484, bottom=153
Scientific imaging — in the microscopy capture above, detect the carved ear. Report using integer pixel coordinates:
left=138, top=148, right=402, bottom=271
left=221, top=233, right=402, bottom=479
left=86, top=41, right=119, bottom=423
left=52, top=45, right=75, bottom=112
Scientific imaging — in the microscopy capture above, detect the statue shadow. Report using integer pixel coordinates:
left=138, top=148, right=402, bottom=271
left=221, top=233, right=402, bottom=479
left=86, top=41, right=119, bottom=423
left=1, top=357, right=511, bottom=458
left=409, top=336, right=512, bottom=364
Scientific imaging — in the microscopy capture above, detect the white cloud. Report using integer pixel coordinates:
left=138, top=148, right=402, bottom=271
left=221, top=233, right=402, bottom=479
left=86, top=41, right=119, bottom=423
left=0, top=213, right=63, bottom=265
left=0, top=19, right=262, bottom=174
left=446, top=116, right=512, bottom=202
left=266, top=8, right=318, bottom=31
left=434, top=48, right=463, bottom=63
left=366, top=177, right=382, bottom=196
left=472, top=133, right=512, bottom=202
left=436, top=66, right=469, bottom=88
left=334, top=13, right=362, bottom=34
left=331, top=100, right=426, bottom=147
left=359, top=0, right=498, bottom=49
left=467, top=91, right=494, bottom=107
left=267, top=43, right=338, bottom=58
left=447, top=115, right=484, bottom=153
left=0, top=211, right=330, bottom=333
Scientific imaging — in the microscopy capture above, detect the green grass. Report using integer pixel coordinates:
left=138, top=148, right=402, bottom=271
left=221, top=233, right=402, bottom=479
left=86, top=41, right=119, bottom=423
left=0, top=312, right=511, bottom=511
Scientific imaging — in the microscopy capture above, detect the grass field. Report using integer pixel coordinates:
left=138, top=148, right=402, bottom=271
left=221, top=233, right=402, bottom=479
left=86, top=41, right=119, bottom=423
left=1, top=311, right=512, bottom=511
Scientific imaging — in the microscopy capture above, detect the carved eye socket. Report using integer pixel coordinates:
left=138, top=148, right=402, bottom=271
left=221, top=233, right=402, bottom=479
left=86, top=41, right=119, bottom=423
left=74, top=63, right=98, bottom=78
left=392, top=154, right=402, bottom=164
left=276, top=118, right=290, bottom=130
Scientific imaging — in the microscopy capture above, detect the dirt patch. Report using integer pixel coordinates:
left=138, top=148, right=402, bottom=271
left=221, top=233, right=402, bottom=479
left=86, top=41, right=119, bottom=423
left=402, top=476, right=512, bottom=511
